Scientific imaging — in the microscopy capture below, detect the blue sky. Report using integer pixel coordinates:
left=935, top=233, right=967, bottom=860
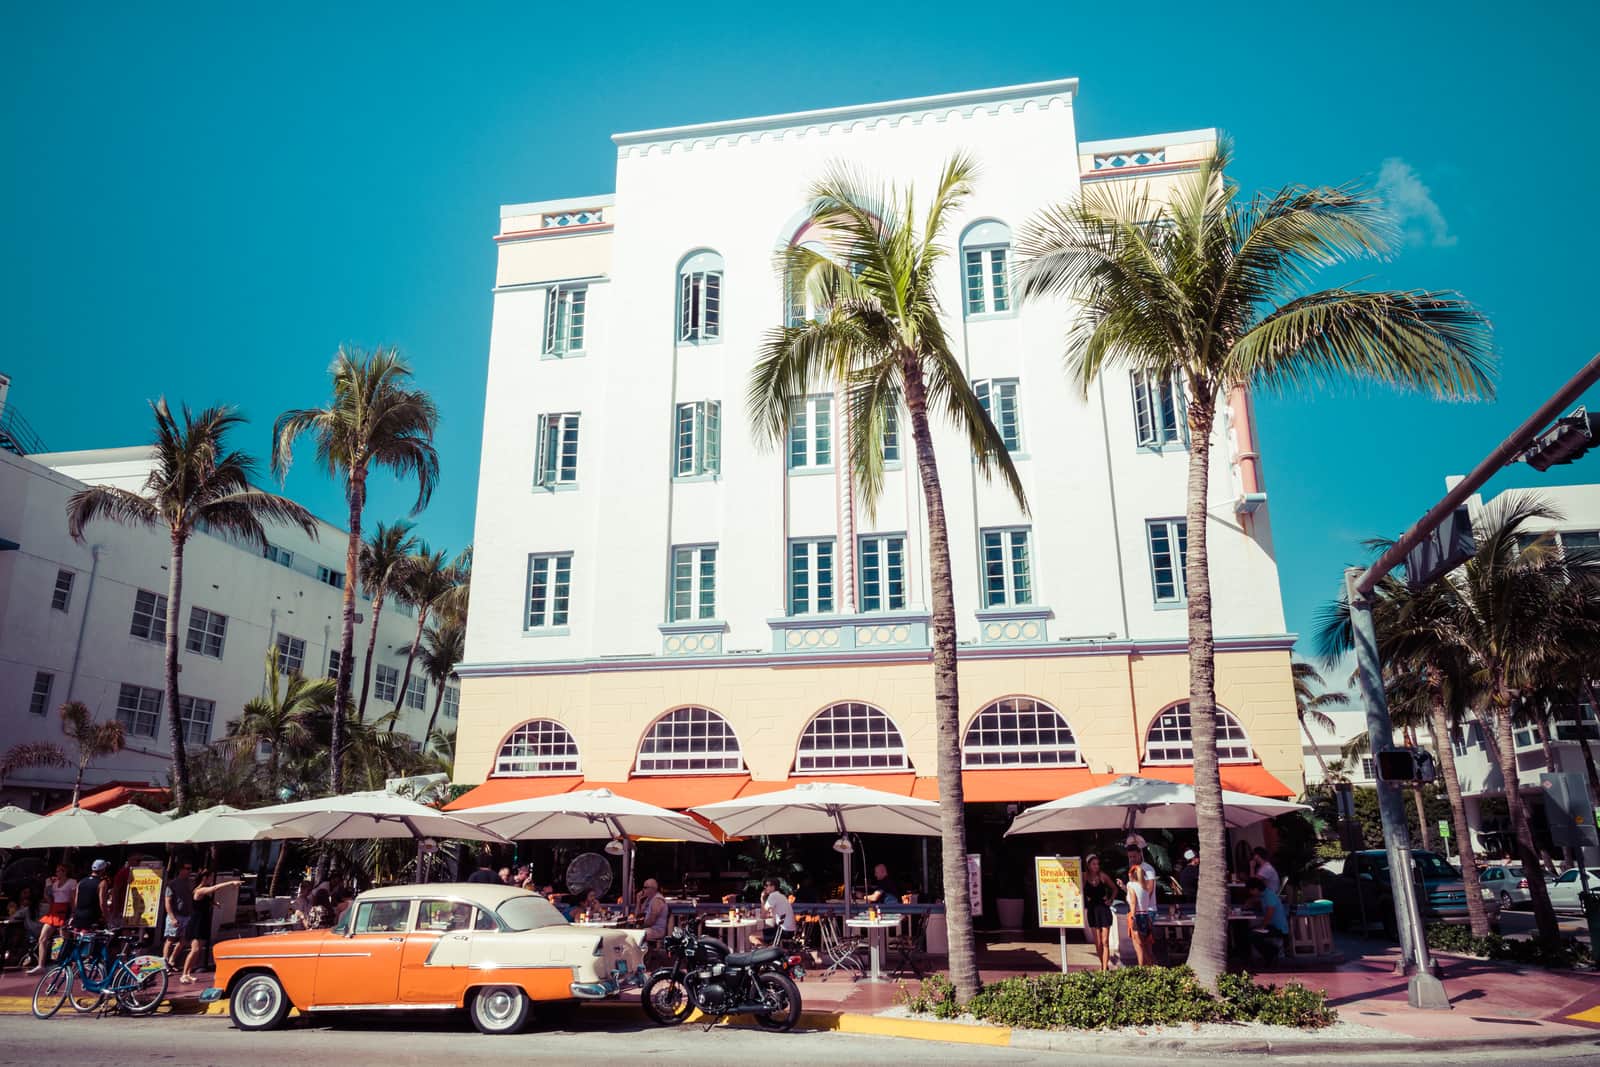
left=5, top=2, right=1597, bottom=655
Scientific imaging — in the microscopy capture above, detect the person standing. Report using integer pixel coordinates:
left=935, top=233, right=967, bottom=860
left=72, top=859, right=110, bottom=930
left=179, top=868, right=241, bottom=983
left=29, top=864, right=76, bottom=974
left=1124, top=845, right=1157, bottom=966
left=1082, top=854, right=1116, bottom=970
left=163, top=861, right=195, bottom=966
left=1177, top=849, right=1201, bottom=902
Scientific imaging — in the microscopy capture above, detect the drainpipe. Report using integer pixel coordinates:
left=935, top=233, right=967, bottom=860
left=65, top=544, right=102, bottom=702
left=1094, top=376, right=1139, bottom=770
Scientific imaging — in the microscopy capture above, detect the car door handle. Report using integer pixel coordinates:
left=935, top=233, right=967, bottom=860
left=387, top=936, right=405, bottom=942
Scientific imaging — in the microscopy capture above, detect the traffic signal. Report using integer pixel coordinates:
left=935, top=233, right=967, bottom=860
left=1519, top=407, right=1600, bottom=472
left=1375, top=747, right=1437, bottom=784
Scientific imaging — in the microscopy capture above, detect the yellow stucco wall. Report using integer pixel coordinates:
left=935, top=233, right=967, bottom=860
left=454, top=649, right=1303, bottom=795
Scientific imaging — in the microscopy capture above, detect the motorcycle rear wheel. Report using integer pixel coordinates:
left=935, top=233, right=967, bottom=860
left=641, top=973, right=693, bottom=1026
left=753, top=971, right=801, bottom=1031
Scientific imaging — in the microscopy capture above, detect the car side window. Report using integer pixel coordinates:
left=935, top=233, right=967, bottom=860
left=1560, top=870, right=1579, bottom=883
left=417, top=899, right=476, bottom=931
left=353, top=899, right=413, bottom=934
left=474, top=908, right=498, bottom=931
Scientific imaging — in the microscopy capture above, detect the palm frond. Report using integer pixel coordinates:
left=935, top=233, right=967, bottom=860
left=65, top=485, right=161, bottom=542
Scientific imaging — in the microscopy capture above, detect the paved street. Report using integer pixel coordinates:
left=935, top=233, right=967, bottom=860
left=4, top=1012, right=1600, bottom=1067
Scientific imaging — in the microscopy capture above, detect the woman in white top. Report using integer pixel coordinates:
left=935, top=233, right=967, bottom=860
left=1123, top=846, right=1157, bottom=966
left=757, top=878, right=795, bottom=947
left=28, top=865, right=77, bottom=974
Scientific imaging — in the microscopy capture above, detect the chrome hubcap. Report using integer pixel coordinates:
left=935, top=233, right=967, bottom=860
left=481, top=989, right=517, bottom=1024
left=240, top=978, right=277, bottom=1020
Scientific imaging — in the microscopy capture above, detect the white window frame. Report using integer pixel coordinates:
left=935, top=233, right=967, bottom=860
left=1143, top=702, right=1255, bottom=764
left=115, top=683, right=162, bottom=738
left=442, top=684, right=459, bottom=720
left=787, top=395, right=833, bottom=470
left=674, top=401, right=721, bottom=478
left=130, top=589, right=168, bottom=643
left=678, top=258, right=723, bottom=343
left=635, top=706, right=746, bottom=774
left=974, top=378, right=1023, bottom=454
left=263, top=543, right=294, bottom=567
left=495, top=718, right=581, bottom=776
left=1360, top=755, right=1376, bottom=780
left=795, top=702, right=909, bottom=773
left=29, top=671, right=54, bottom=716
left=668, top=544, right=718, bottom=622
left=534, top=412, right=581, bottom=488
left=275, top=633, right=306, bottom=675
left=525, top=552, right=573, bottom=630
left=403, top=675, right=427, bottom=711
left=542, top=284, right=588, bottom=357
left=1147, top=518, right=1189, bottom=607
left=326, top=648, right=342, bottom=680
left=980, top=527, right=1033, bottom=608
left=788, top=538, right=836, bottom=616
left=963, top=244, right=1011, bottom=316
left=316, top=565, right=344, bottom=589
left=1132, top=370, right=1187, bottom=451
left=374, top=663, right=399, bottom=703
left=51, top=569, right=74, bottom=612
left=963, top=697, right=1082, bottom=768
left=881, top=404, right=901, bottom=465
left=857, top=534, right=907, bottom=612
left=185, top=606, right=228, bottom=659
left=177, top=695, right=215, bottom=746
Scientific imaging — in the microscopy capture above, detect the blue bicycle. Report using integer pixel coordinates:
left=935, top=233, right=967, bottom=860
left=31, top=929, right=168, bottom=1018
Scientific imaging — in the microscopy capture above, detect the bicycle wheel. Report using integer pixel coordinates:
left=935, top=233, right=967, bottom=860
left=31, top=966, right=71, bottom=1019
left=116, top=958, right=169, bottom=1015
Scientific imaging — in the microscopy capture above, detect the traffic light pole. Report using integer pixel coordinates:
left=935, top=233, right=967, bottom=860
left=1346, top=352, right=1600, bottom=1011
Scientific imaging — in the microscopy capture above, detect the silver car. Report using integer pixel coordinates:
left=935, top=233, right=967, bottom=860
left=1479, top=864, right=1529, bottom=909
left=1547, top=868, right=1600, bottom=914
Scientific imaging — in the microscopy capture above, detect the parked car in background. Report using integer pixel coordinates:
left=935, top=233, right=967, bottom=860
left=204, top=884, right=645, bottom=1034
left=1479, top=864, right=1529, bottom=909
left=1324, top=850, right=1501, bottom=937
left=1546, top=868, right=1600, bottom=914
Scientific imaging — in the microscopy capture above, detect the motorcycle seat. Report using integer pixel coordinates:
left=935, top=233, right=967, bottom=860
left=724, top=946, right=784, bottom=968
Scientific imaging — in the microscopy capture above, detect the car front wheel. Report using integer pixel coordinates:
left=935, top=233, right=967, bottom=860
left=470, top=985, right=531, bottom=1035
left=231, top=972, right=292, bottom=1031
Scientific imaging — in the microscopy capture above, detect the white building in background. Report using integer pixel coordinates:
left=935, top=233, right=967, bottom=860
left=1300, top=702, right=1381, bottom=787
left=0, top=436, right=454, bottom=811
left=452, top=78, right=1305, bottom=818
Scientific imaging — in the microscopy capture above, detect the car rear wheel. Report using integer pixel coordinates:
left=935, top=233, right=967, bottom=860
left=470, top=985, right=530, bottom=1035
left=231, top=972, right=291, bottom=1031
left=1500, top=892, right=1513, bottom=909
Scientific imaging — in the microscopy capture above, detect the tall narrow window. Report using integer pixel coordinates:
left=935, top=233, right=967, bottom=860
left=130, top=589, right=168, bottom=642
left=669, top=545, right=718, bottom=621
left=327, top=648, right=342, bottom=680
left=1146, top=519, right=1189, bottom=605
left=858, top=534, right=907, bottom=612
left=535, top=412, right=581, bottom=487
left=974, top=378, right=1022, bottom=453
left=788, top=539, right=836, bottom=615
left=526, top=552, right=573, bottom=629
left=442, top=685, right=460, bottom=720
left=961, top=220, right=1013, bottom=316
left=274, top=633, right=306, bottom=674
left=788, top=395, right=833, bottom=470
left=881, top=404, right=901, bottom=464
left=542, top=285, right=588, bottom=356
left=1132, top=370, right=1186, bottom=450
left=177, top=696, right=215, bottom=745
left=404, top=676, right=427, bottom=711
left=674, top=401, right=721, bottom=477
left=51, top=569, right=74, bottom=612
left=678, top=251, right=724, bottom=343
left=374, top=664, right=399, bottom=702
left=185, top=607, right=228, bottom=659
left=29, top=671, right=54, bottom=716
left=981, top=527, right=1033, bottom=607
left=115, top=683, right=162, bottom=738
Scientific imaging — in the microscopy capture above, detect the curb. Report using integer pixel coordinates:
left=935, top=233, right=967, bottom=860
left=0, top=995, right=211, bottom=1016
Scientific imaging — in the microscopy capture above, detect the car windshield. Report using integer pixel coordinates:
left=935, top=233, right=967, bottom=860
left=1365, top=852, right=1460, bottom=880
left=496, top=894, right=569, bottom=932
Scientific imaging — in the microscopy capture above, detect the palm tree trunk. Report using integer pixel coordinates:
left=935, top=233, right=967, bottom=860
left=1428, top=692, right=1489, bottom=936
left=1181, top=389, right=1227, bottom=990
left=165, top=531, right=192, bottom=813
left=72, top=757, right=87, bottom=809
left=901, top=352, right=979, bottom=1003
left=357, top=590, right=386, bottom=722
left=1577, top=683, right=1600, bottom=809
left=332, top=470, right=365, bottom=794
left=1491, top=693, right=1560, bottom=943
left=1300, top=712, right=1332, bottom=784
left=389, top=608, right=430, bottom=735
left=424, top=683, right=446, bottom=743
left=1534, top=718, right=1561, bottom=774
left=1411, top=783, right=1434, bottom=851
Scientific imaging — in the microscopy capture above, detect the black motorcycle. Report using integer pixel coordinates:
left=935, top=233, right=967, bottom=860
left=640, top=927, right=803, bottom=1031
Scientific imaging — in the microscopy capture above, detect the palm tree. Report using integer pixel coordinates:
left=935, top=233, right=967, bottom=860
left=1014, top=146, right=1494, bottom=985
left=1292, top=662, right=1347, bottom=784
left=417, top=616, right=466, bottom=741
left=387, top=545, right=457, bottom=733
left=58, top=701, right=126, bottom=809
left=229, top=649, right=334, bottom=795
left=0, top=742, right=68, bottom=792
left=272, top=346, right=440, bottom=793
left=356, top=520, right=417, bottom=721
left=67, top=400, right=318, bottom=812
left=748, top=155, right=1023, bottom=1000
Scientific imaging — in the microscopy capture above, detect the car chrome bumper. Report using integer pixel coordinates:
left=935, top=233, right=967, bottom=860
left=199, top=987, right=225, bottom=1004
left=571, top=964, right=646, bottom=1000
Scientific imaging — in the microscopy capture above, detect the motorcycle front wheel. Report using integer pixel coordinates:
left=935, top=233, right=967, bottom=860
left=641, top=972, right=694, bottom=1026
left=753, top=971, right=802, bottom=1031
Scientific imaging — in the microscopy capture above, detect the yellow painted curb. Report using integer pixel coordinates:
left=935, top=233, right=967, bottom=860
left=1566, top=1005, right=1600, bottom=1024
left=831, top=1013, right=1012, bottom=1046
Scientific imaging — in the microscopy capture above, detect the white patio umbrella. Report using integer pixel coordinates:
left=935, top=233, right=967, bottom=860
left=1004, top=775, right=1309, bottom=837
left=693, top=781, right=943, bottom=916
left=454, top=788, right=721, bottom=907
left=235, top=790, right=510, bottom=844
left=0, top=806, right=145, bottom=849
left=123, top=804, right=258, bottom=846
left=100, top=804, right=170, bottom=831
left=0, top=805, right=41, bottom=832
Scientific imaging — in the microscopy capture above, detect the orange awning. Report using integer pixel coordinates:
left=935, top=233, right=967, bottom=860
left=918, top=769, right=1118, bottom=803
left=444, top=776, right=584, bottom=810
left=49, top=784, right=169, bottom=815
left=585, top=776, right=752, bottom=809
left=739, top=774, right=924, bottom=798
left=1137, top=763, right=1297, bottom=799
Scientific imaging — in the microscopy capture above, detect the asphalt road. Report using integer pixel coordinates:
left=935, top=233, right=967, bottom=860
left=3, top=1012, right=1600, bottom=1067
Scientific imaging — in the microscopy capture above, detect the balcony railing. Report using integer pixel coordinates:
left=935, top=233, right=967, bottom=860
left=0, top=404, right=45, bottom=456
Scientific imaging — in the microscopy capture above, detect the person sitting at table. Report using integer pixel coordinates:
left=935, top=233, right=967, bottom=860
left=866, top=864, right=902, bottom=905
left=1243, top=876, right=1288, bottom=965
left=332, top=887, right=355, bottom=923
left=1250, top=847, right=1281, bottom=896
left=635, top=878, right=670, bottom=946
left=575, top=888, right=604, bottom=918
left=1124, top=846, right=1157, bottom=966
left=753, top=878, right=795, bottom=948
left=290, top=880, right=314, bottom=928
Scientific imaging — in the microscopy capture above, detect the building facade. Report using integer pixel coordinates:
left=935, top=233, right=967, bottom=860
left=0, top=440, right=453, bottom=810
left=454, top=79, right=1302, bottom=813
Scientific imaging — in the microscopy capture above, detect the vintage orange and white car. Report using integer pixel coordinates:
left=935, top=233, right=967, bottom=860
left=202, top=883, right=645, bottom=1034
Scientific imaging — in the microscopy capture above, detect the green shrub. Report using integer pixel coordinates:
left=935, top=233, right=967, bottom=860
left=1425, top=923, right=1592, bottom=968
left=898, top=973, right=960, bottom=1018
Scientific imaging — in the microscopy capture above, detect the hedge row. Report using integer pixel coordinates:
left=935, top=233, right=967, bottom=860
left=1426, top=923, right=1592, bottom=969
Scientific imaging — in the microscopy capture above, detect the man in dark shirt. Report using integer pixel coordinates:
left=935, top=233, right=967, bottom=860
left=465, top=850, right=501, bottom=884
left=866, top=864, right=901, bottom=904
left=1177, top=849, right=1201, bottom=901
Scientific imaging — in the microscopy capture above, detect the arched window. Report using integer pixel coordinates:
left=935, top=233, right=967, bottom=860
left=1144, top=703, right=1254, bottom=764
left=635, top=706, right=745, bottom=774
left=960, top=220, right=1012, bottom=317
left=795, top=702, right=908, bottom=773
left=678, top=250, right=724, bottom=343
left=495, top=719, right=581, bottom=776
left=962, top=697, right=1082, bottom=768
left=784, top=240, right=828, bottom=327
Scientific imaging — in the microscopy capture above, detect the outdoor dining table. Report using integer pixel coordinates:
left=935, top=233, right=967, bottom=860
left=844, top=915, right=902, bottom=982
left=1151, top=909, right=1258, bottom=963
left=704, top=916, right=758, bottom=953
